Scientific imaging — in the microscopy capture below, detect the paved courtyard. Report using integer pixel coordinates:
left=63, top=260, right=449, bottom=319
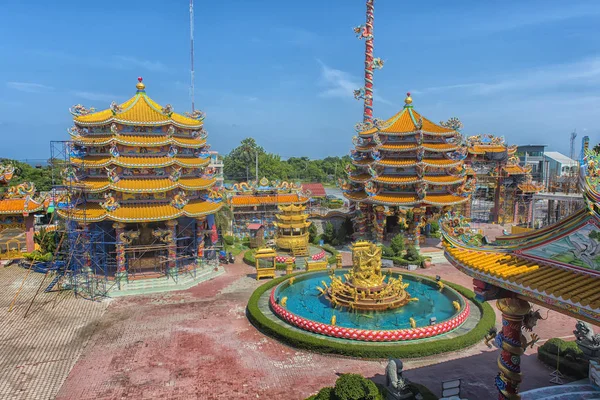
left=0, top=251, right=592, bottom=400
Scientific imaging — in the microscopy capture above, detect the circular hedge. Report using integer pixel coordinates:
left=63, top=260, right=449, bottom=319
left=246, top=272, right=495, bottom=359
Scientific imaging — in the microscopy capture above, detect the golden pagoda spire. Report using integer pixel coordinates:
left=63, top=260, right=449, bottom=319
left=136, top=76, right=146, bottom=91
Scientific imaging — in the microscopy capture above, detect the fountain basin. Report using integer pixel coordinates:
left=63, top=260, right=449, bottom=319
left=270, top=270, right=470, bottom=342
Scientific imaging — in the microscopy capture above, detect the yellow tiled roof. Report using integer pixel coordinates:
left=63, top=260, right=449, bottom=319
left=503, top=165, right=530, bottom=175
left=71, top=134, right=206, bottom=148
left=274, top=221, right=312, bottom=229
left=445, top=245, right=600, bottom=314
left=74, top=85, right=202, bottom=128
left=76, top=177, right=216, bottom=193
left=0, top=198, right=44, bottom=215
left=229, top=194, right=309, bottom=207
left=57, top=200, right=221, bottom=223
left=348, top=173, right=371, bottom=182
left=279, top=204, right=307, bottom=213
left=71, top=156, right=210, bottom=168
left=373, top=175, right=466, bottom=185
left=360, top=108, right=455, bottom=136
left=468, top=144, right=508, bottom=155
left=376, top=158, right=462, bottom=168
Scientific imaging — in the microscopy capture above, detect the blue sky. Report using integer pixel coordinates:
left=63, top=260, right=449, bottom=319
left=1, top=0, right=599, bottom=161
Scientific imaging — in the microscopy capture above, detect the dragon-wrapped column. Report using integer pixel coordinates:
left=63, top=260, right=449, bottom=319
left=196, top=217, right=206, bottom=265
left=166, top=220, right=178, bottom=277
left=113, top=222, right=127, bottom=280
left=495, top=297, right=531, bottom=400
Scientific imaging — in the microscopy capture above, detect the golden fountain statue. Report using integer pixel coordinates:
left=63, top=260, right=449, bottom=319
left=325, top=241, right=417, bottom=311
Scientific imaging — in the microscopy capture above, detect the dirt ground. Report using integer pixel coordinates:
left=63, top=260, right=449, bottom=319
left=49, top=252, right=587, bottom=400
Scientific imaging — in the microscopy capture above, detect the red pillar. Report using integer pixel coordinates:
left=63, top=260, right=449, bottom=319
left=495, top=297, right=531, bottom=400
left=24, top=214, right=35, bottom=253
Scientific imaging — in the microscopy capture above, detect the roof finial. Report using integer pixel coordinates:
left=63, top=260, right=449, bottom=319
left=404, top=92, right=413, bottom=107
left=136, top=76, right=145, bottom=91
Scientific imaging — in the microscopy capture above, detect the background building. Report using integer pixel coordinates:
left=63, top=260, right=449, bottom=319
left=516, top=145, right=547, bottom=183
left=208, top=151, right=224, bottom=188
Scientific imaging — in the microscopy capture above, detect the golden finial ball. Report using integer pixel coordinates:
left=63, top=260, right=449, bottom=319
left=136, top=76, right=145, bottom=90
left=404, top=92, right=413, bottom=105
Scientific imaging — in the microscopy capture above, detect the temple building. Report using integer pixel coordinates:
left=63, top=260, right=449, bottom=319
left=225, top=177, right=310, bottom=239
left=342, top=93, right=473, bottom=244
left=440, top=136, right=600, bottom=399
left=0, top=164, right=44, bottom=257
left=465, top=134, right=544, bottom=225
left=58, top=77, right=222, bottom=282
left=274, top=204, right=311, bottom=256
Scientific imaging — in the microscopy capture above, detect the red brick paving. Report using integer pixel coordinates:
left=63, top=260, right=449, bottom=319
left=56, top=255, right=591, bottom=400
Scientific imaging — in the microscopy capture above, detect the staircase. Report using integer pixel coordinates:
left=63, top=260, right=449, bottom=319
left=108, top=265, right=224, bottom=297
left=291, top=243, right=309, bottom=257
left=521, top=383, right=600, bottom=400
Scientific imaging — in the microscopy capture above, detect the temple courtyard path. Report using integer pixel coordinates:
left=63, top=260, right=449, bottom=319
left=44, top=254, right=587, bottom=400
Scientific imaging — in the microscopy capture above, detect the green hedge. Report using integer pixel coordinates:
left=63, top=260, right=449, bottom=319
left=247, top=272, right=495, bottom=358
left=321, top=244, right=339, bottom=265
left=538, top=338, right=588, bottom=379
left=223, top=235, right=235, bottom=246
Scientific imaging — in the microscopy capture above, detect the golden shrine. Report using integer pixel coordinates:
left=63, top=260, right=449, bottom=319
left=58, top=77, right=222, bottom=279
left=0, top=164, right=43, bottom=256
left=274, top=204, right=311, bottom=256
left=342, top=94, right=473, bottom=243
left=325, top=241, right=415, bottom=311
left=464, top=134, right=543, bottom=224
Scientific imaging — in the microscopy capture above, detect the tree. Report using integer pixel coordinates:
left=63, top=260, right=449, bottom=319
left=215, top=204, right=234, bottom=236
left=323, top=222, right=336, bottom=244
left=405, top=244, right=421, bottom=262
left=308, top=223, right=318, bottom=243
left=223, top=138, right=265, bottom=181
left=390, top=233, right=405, bottom=256
left=593, top=143, right=600, bottom=154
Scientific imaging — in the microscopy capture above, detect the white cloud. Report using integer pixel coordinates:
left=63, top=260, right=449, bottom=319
left=317, top=60, right=392, bottom=105
left=6, top=82, right=54, bottom=93
left=414, top=56, right=600, bottom=97
left=70, top=91, right=119, bottom=103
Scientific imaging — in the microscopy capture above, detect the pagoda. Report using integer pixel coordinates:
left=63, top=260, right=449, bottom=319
left=342, top=93, right=472, bottom=244
left=465, top=134, right=543, bottom=224
left=59, top=77, right=222, bottom=280
left=341, top=0, right=472, bottom=244
left=225, top=177, right=310, bottom=238
left=440, top=137, right=600, bottom=399
left=274, top=204, right=311, bottom=256
left=0, top=164, right=44, bottom=255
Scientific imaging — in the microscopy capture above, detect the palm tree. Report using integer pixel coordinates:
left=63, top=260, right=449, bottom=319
left=215, top=204, right=234, bottom=236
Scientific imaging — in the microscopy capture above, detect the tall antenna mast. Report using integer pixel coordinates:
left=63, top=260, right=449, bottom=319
left=570, top=129, right=577, bottom=161
left=189, top=0, right=195, bottom=112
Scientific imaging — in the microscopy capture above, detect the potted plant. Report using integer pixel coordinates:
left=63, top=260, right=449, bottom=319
left=422, top=256, right=432, bottom=269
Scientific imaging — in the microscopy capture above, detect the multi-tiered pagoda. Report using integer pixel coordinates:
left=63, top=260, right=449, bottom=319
left=465, top=134, right=543, bottom=224
left=343, top=94, right=472, bottom=244
left=60, top=77, right=222, bottom=280
left=274, top=204, right=311, bottom=256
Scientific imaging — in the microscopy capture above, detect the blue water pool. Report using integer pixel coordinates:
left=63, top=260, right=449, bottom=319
left=273, top=270, right=464, bottom=331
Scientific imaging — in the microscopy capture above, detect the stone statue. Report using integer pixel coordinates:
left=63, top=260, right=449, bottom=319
left=574, top=320, right=600, bottom=358
left=385, top=359, right=413, bottom=400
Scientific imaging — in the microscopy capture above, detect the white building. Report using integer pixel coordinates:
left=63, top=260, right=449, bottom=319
left=544, top=151, right=578, bottom=177
left=208, top=151, right=224, bottom=188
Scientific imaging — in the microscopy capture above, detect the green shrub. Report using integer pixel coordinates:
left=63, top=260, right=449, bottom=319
left=404, top=244, right=421, bottom=262
left=334, top=374, right=381, bottom=400
left=223, top=235, right=235, bottom=246
left=538, top=338, right=588, bottom=379
left=390, top=234, right=405, bottom=256
left=247, top=272, right=495, bottom=359
left=23, top=251, right=53, bottom=262
left=382, top=245, right=395, bottom=257
left=306, top=386, right=334, bottom=400
left=382, top=255, right=409, bottom=266
left=242, top=236, right=250, bottom=246
left=429, top=221, right=440, bottom=234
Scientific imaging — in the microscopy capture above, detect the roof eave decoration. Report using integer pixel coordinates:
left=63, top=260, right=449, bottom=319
left=71, top=78, right=203, bottom=129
